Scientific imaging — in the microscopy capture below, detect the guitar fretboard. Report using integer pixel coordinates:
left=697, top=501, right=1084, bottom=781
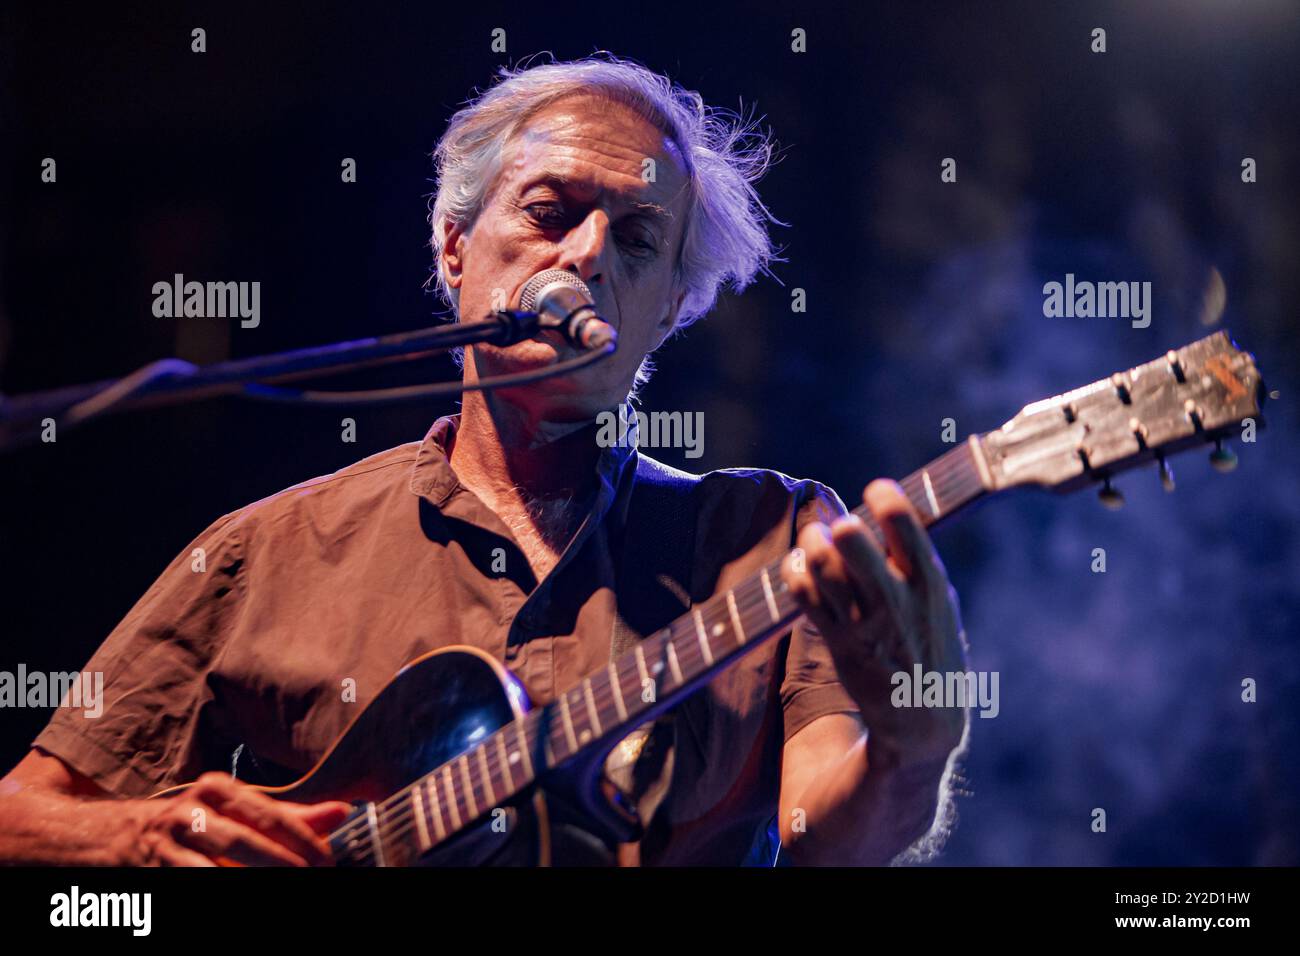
left=336, top=437, right=988, bottom=865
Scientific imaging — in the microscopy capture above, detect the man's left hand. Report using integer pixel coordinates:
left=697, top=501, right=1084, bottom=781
left=781, top=479, right=969, bottom=773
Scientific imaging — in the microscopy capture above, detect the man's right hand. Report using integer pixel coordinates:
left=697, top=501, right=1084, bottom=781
left=0, top=749, right=352, bottom=867
left=124, top=771, right=353, bottom=867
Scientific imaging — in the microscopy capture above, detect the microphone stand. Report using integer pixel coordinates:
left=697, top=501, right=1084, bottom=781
left=0, top=310, right=607, bottom=452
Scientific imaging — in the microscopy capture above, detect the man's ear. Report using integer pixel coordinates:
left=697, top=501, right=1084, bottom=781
left=651, top=290, right=687, bottom=351
left=440, top=219, right=468, bottom=292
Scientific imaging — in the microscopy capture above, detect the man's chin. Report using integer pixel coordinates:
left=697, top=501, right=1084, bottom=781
left=466, top=335, right=627, bottom=415
left=472, top=334, right=570, bottom=370
left=467, top=335, right=602, bottom=401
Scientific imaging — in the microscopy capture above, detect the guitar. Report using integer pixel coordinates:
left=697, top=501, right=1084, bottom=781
left=153, top=330, right=1264, bottom=865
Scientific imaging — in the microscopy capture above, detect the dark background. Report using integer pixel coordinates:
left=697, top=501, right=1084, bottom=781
left=2, top=1, right=1297, bottom=864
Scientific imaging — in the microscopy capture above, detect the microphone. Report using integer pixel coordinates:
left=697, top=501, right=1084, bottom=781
left=518, top=269, right=618, bottom=351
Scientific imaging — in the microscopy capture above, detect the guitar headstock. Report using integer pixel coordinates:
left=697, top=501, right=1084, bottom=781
left=978, top=332, right=1264, bottom=502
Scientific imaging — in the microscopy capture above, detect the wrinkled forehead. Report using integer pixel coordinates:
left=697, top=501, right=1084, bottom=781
left=497, top=94, right=691, bottom=197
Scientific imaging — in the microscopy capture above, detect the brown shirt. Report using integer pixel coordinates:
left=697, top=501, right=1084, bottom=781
left=33, top=412, right=862, bottom=865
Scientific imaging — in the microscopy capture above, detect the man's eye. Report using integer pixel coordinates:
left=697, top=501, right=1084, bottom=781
left=525, top=203, right=567, bottom=227
left=618, top=232, right=658, bottom=256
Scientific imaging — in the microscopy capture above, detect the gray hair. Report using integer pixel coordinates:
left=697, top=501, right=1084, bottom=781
left=428, top=53, right=780, bottom=391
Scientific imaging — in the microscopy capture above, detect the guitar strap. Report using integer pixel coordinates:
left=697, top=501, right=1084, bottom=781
left=610, top=453, right=699, bottom=658
left=602, top=453, right=700, bottom=840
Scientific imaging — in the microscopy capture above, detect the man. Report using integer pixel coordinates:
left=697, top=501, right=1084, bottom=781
left=0, top=55, right=968, bottom=866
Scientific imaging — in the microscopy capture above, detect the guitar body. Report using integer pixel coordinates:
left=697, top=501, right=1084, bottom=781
left=156, top=646, right=630, bottom=866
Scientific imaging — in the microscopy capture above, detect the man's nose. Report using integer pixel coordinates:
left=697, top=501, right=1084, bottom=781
left=557, top=208, right=609, bottom=288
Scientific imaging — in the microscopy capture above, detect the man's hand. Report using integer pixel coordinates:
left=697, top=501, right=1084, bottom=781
left=121, top=772, right=352, bottom=867
left=781, top=479, right=969, bottom=772
left=0, top=752, right=354, bottom=867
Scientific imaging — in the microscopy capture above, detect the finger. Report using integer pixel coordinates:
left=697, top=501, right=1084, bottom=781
left=191, top=775, right=337, bottom=865
left=782, top=524, right=827, bottom=615
left=828, top=512, right=902, bottom=609
left=808, top=529, right=862, bottom=628
left=782, top=528, right=842, bottom=637
left=183, top=813, right=310, bottom=867
left=219, top=791, right=338, bottom=866
left=864, top=480, right=944, bottom=595
left=296, top=801, right=355, bottom=834
left=157, top=844, right=219, bottom=867
left=828, top=514, right=916, bottom=660
left=791, top=522, right=857, bottom=627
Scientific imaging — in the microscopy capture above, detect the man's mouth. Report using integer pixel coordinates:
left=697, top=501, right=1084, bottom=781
left=536, top=327, right=574, bottom=350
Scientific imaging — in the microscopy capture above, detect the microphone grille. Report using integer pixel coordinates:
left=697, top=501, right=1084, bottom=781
left=519, top=269, right=591, bottom=312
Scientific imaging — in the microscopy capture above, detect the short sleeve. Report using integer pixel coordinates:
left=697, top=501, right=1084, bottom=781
left=31, top=513, right=245, bottom=797
left=780, top=482, right=863, bottom=743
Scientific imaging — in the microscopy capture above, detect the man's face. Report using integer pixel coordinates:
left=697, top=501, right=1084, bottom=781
left=440, top=95, right=691, bottom=420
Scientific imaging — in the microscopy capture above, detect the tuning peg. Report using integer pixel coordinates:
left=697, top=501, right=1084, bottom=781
left=1098, top=478, right=1125, bottom=510
left=1209, top=439, right=1238, bottom=473
left=1158, top=456, right=1175, bottom=492
left=1166, top=350, right=1185, bottom=382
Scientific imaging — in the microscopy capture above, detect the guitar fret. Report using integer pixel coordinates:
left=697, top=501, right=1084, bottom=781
left=635, top=644, right=651, bottom=698
left=665, top=639, right=684, bottom=685
left=476, top=746, right=496, bottom=806
left=761, top=568, right=781, bottom=621
left=693, top=607, right=713, bottom=665
left=921, top=469, right=940, bottom=517
left=412, top=783, right=432, bottom=852
left=967, top=434, right=993, bottom=490
left=459, top=754, right=478, bottom=819
left=558, top=691, right=579, bottom=753
left=583, top=680, right=603, bottom=737
left=442, top=765, right=462, bottom=830
left=366, top=802, right=387, bottom=868
left=568, top=689, right=591, bottom=745
left=608, top=661, right=628, bottom=722
left=727, top=590, right=746, bottom=644
left=496, top=731, right=515, bottom=791
left=514, top=721, right=534, bottom=779
left=425, top=777, right=447, bottom=840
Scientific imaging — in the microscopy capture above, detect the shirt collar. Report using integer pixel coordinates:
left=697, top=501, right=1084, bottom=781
left=408, top=405, right=642, bottom=513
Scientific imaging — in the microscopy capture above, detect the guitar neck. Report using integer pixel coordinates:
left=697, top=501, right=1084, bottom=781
left=365, top=437, right=991, bottom=860
left=847, top=436, right=989, bottom=540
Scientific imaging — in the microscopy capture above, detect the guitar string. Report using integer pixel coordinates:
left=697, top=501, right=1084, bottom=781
left=332, top=348, right=1243, bottom=858
left=343, top=497, right=988, bottom=866
left=341, top=346, right=1256, bottom=860
left=333, top=462, right=988, bottom=863
left=355, top=541, right=989, bottom=856
left=341, top=455, right=984, bottom=836
left=332, top=454, right=986, bottom=860
left=331, top=458, right=988, bottom=861
left=353, top=524, right=984, bottom=865
left=352, top=576, right=808, bottom=862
